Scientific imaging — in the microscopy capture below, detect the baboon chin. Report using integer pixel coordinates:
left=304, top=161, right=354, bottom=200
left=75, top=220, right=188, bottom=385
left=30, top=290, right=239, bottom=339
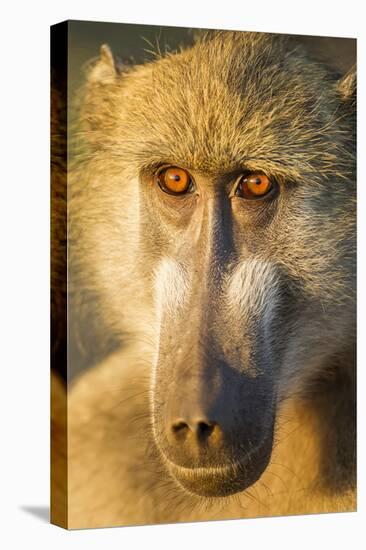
left=52, top=28, right=356, bottom=528
left=164, top=435, right=274, bottom=498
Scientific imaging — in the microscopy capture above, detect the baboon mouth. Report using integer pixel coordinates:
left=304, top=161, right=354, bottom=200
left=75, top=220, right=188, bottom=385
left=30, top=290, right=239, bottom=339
left=166, top=443, right=272, bottom=498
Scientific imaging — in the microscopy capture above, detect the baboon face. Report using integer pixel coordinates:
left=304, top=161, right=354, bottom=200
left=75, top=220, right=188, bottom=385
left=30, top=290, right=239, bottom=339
left=80, top=33, right=356, bottom=497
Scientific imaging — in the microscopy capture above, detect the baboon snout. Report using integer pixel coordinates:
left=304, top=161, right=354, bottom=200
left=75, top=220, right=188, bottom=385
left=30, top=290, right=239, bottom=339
left=162, top=387, right=251, bottom=467
left=159, top=387, right=275, bottom=497
left=155, top=361, right=276, bottom=496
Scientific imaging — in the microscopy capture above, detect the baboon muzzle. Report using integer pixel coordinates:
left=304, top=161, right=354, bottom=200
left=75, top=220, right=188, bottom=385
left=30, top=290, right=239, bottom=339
left=154, top=347, right=275, bottom=497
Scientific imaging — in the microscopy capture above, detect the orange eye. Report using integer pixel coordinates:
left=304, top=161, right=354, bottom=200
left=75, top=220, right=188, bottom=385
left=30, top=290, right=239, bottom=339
left=157, top=167, right=193, bottom=195
left=236, top=173, right=274, bottom=199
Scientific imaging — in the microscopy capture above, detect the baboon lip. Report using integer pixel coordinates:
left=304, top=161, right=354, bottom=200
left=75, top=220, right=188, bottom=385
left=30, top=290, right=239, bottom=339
left=165, top=444, right=272, bottom=498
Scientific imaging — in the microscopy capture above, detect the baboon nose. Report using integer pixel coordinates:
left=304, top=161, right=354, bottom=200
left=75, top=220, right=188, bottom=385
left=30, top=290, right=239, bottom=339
left=170, top=418, right=217, bottom=441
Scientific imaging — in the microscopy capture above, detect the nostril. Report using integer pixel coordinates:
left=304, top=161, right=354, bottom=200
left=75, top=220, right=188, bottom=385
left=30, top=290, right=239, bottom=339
left=170, top=419, right=217, bottom=441
left=197, top=421, right=216, bottom=438
left=171, top=420, right=189, bottom=434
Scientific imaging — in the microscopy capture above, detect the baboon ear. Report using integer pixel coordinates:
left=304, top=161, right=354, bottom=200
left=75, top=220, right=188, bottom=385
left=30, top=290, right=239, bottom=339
left=87, top=44, right=120, bottom=84
left=337, top=66, right=356, bottom=103
left=81, top=45, right=123, bottom=147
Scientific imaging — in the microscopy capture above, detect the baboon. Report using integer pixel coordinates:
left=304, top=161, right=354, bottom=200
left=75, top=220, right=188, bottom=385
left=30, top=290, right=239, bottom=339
left=51, top=30, right=356, bottom=529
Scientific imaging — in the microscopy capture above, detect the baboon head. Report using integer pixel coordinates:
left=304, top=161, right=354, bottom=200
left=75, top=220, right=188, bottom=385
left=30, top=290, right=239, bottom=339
left=76, top=32, right=356, bottom=497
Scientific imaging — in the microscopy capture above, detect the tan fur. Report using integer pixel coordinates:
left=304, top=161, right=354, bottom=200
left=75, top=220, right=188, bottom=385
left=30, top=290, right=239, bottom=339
left=51, top=30, right=356, bottom=528
left=50, top=372, right=67, bottom=527
left=59, top=351, right=355, bottom=529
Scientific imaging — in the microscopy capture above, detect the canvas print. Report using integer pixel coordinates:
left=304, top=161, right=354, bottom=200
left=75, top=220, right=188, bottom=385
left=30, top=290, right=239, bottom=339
left=51, top=21, right=356, bottom=529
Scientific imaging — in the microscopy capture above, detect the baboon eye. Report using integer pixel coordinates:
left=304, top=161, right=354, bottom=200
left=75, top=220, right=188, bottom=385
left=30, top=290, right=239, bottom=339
left=156, top=167, right=194, bottom=195
left=235, top=173, right=275, bottom=199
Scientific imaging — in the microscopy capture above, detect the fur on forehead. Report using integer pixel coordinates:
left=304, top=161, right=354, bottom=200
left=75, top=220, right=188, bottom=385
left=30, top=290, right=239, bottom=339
left=80, top=31, right=354, bottom=181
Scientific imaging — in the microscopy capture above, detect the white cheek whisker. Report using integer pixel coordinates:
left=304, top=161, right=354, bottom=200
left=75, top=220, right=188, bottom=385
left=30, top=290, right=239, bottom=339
left=225, top=258, right=280, bottom=320
left=153, top=257, right=190, bottom=322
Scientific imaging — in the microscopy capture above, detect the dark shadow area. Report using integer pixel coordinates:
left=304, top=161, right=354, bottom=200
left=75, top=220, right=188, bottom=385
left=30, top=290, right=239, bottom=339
left=20, top=506, right=50, bottom=523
